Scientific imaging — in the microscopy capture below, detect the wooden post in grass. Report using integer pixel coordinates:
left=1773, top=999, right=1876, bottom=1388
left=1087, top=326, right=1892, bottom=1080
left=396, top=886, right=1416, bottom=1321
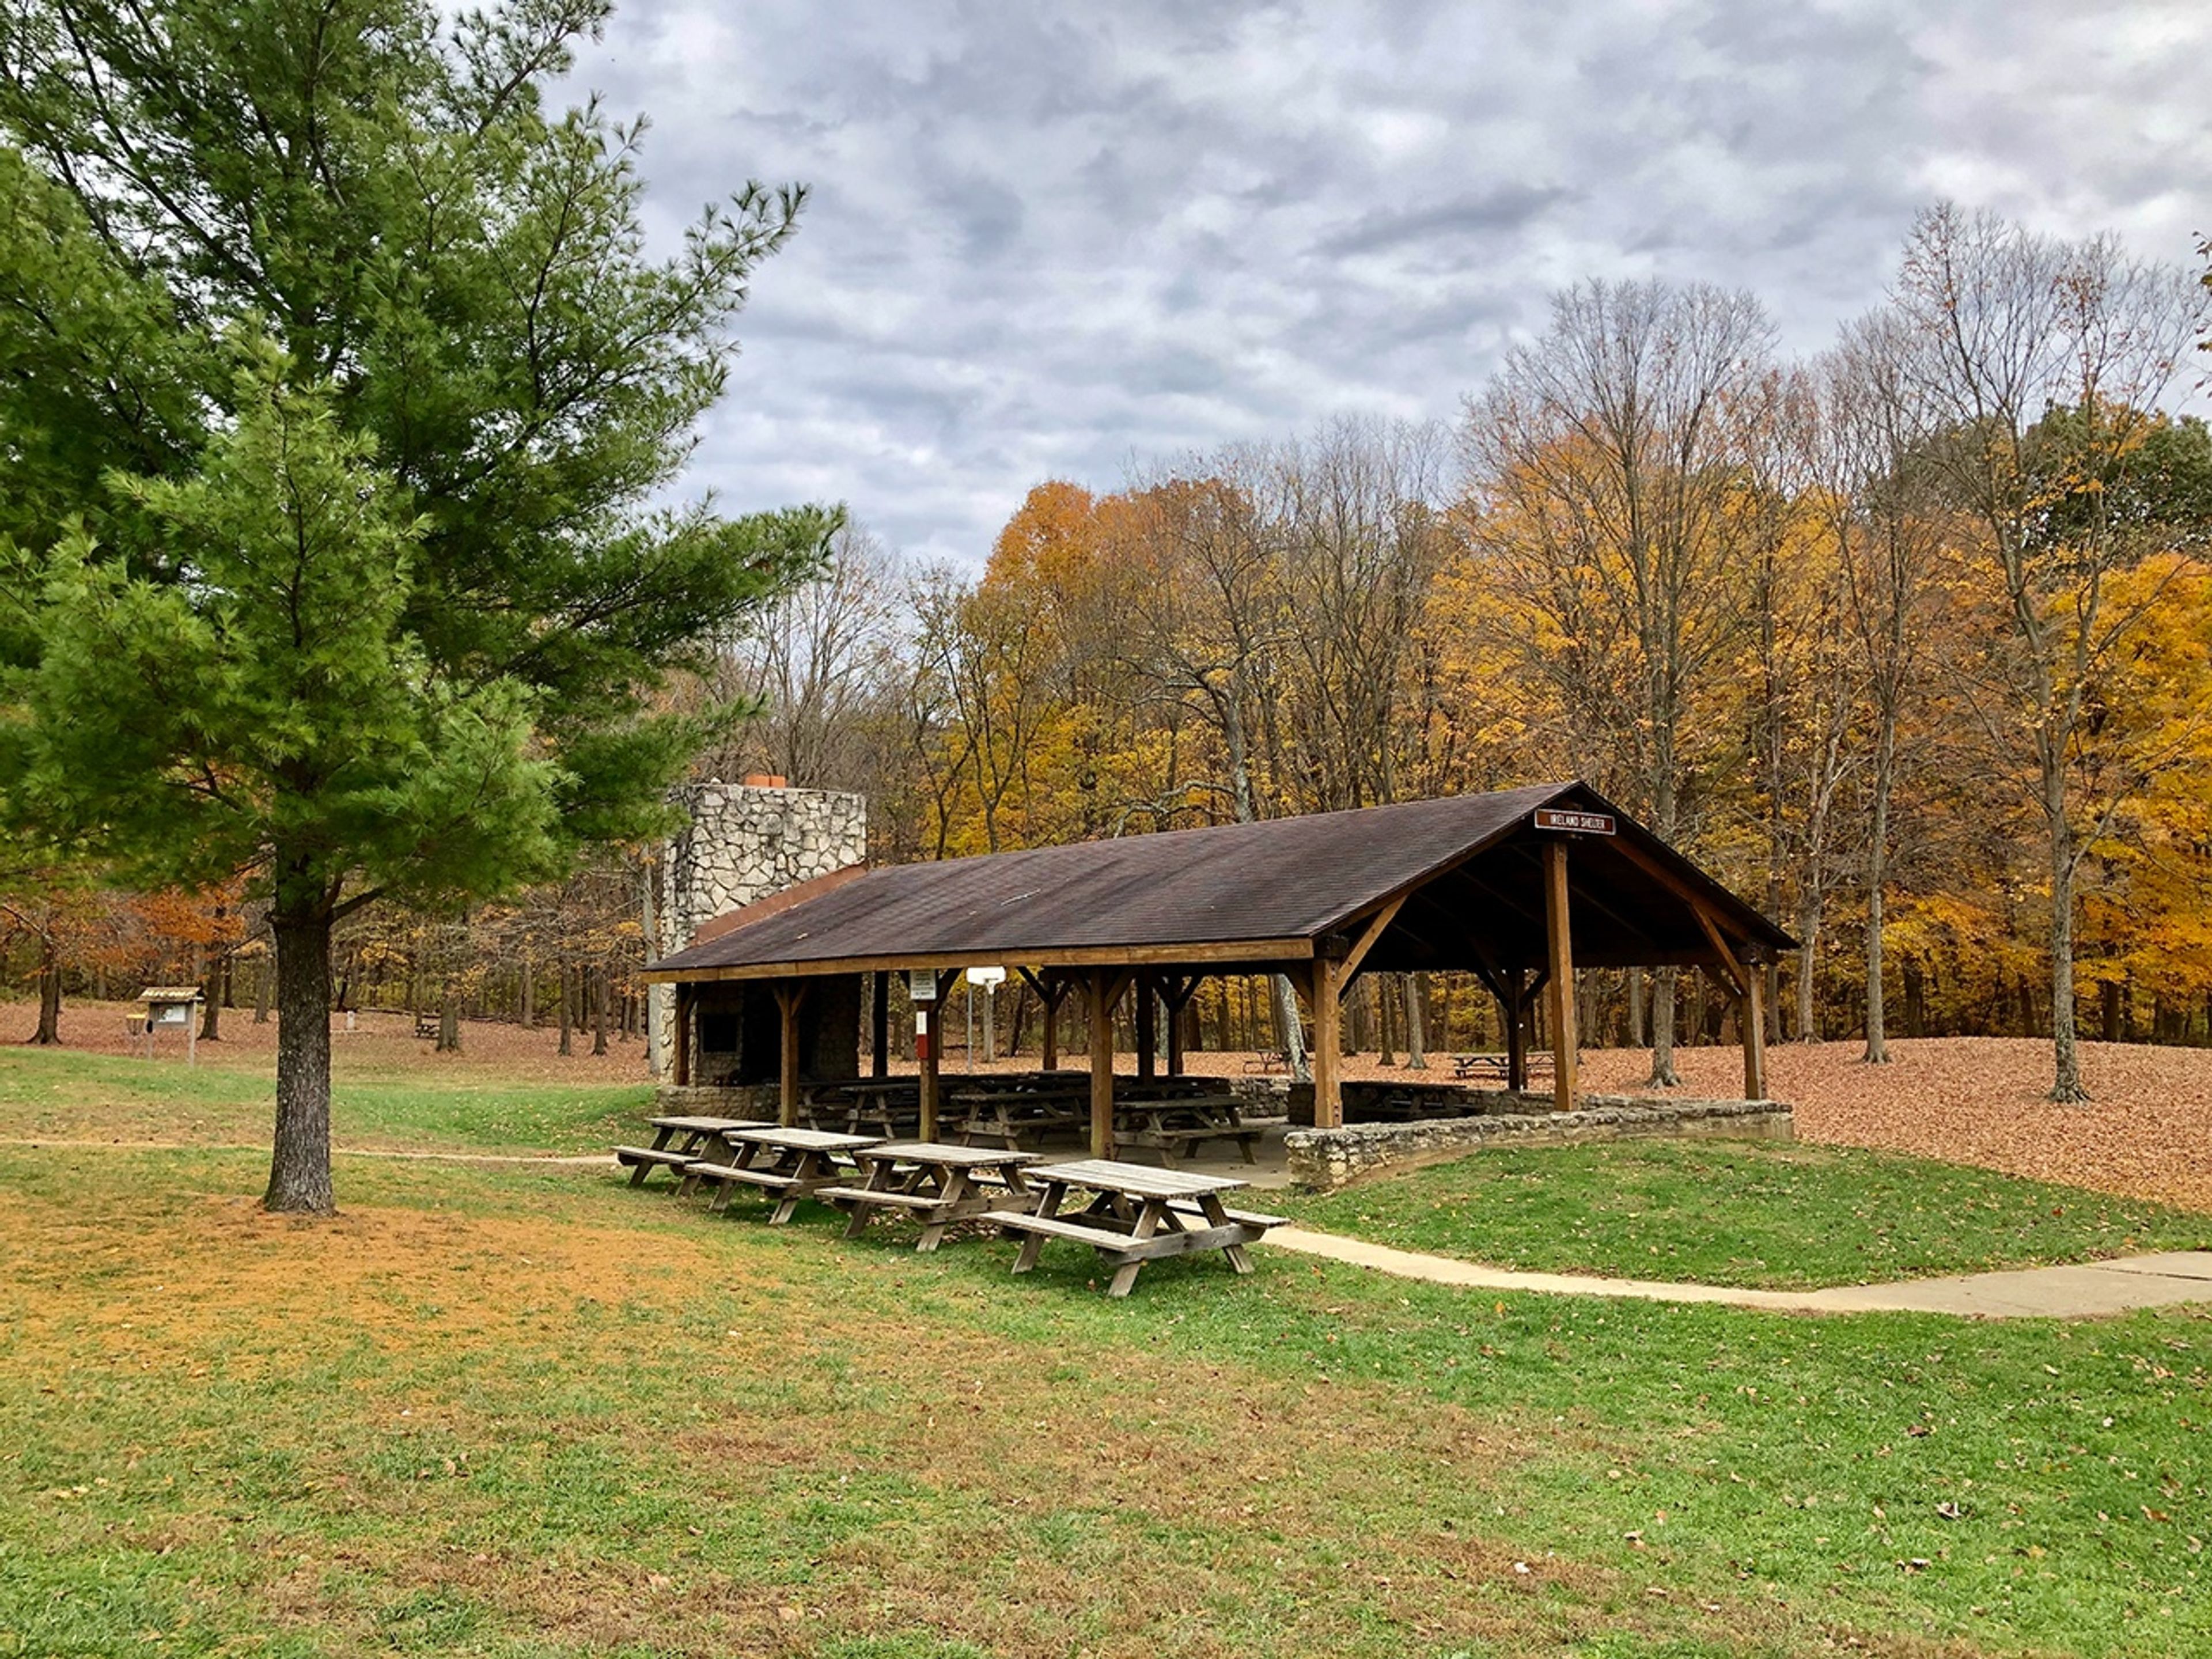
left=1310, top=959, right=1342, bottom=1128
left=1543, top=840, right=1578, bottom=1112
left=1504, top=967, right=1527, bottom=1092
left=773, top=982, right=808, bottom=1127
left=1086, top=969, right=1123, bottom=1158
left=1741, top=964, right=1767, bottom=1101
left=918, top=997, right=941, bottom=1141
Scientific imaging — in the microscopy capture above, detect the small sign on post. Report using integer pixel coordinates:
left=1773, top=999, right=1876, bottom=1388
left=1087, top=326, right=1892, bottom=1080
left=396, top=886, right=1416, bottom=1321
left=135, top=986, right=205, bottom=1065
left=1533, top=808, right=1616, bottom=836
left=906, top=968, right=938, bottom=1004
left=967, top=966, right=1007, bottom=1065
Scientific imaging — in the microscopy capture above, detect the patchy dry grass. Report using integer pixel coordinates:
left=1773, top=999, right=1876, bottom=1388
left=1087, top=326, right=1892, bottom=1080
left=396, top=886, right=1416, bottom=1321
left=5, top=1142, right=2209, bottom=1658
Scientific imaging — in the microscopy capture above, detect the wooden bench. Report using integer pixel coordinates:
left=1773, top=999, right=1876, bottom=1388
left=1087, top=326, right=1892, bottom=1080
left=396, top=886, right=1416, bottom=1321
left=1115, top=1123, right=1264, bottom=1166
left=414, top=1012, right=440, bottom=1040
left=613, top=1146, right=695, bottom=1187
left=990, top=1211, right=1149, bottom=1252
left=1168, top=1200, right=1287, bottom=1231
left=681, top=1160, right=798, bottom=1213
left=812, top=1184, right=944, bottom=1213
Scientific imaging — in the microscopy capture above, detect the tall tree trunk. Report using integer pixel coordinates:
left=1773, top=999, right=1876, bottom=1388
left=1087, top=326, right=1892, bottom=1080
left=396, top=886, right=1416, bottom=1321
left=2047, top=783, right=2088, bottom=1103
left=438, top=986, right=460, bottom=1052
left=199, top=961, right=224, bottom=1042
left=592, top=967, right=609, bottom=1056
left=1794, top=902, right=1823, bottom=1046
left=1268, top=974, right=1306, bottom=1078
left=33, top=950, right=61, bottom=1045
left=1403, top=972, right=1427, bottom=1069
left=557, top=961, right=574, bottom=1056
left=1646, top=966, right=1681, bottom=1086
left=520, top=960, right=536, bottom=1028
left=1862, top=803, right=1889, bottom=1063
left=266, top=909, right=335, bottom=1214
left=253, top=940, right=273, bottom=1024
left=1626, top=967, right=1645, bottom=1048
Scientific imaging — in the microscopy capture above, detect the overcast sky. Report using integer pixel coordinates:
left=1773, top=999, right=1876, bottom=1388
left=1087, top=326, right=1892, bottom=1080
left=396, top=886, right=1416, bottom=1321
left=565, top=1, right=2212, bottom=567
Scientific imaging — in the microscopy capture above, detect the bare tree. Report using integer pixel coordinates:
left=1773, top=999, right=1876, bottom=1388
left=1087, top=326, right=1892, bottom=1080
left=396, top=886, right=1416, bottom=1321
left=1818, top=316, right=1949, bottom=1062
left=1883, top=205, right=2206, bottom=1100
left=707, top=521, right=909, bottom=790
left=1461, top=279, right=1784, bottom=1085
left=1115, top=463, right=1315, bottom=1079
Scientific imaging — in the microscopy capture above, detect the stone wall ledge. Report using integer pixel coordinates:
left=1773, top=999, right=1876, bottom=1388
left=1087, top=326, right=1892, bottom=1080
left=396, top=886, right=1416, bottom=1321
left=1285, top=1097, right=1793, bottom=1191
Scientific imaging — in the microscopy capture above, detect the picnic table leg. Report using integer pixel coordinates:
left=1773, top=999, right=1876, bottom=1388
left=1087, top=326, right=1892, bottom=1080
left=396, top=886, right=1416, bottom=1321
left=713, top=1143, right=758, bottom=1213
left=768, top=1152, right=815, bottom=1225
left=843, top=1156, right=899, bottom=1238
left=1012, top=1182, right=1066, bottom=1274
left=1198, top=1191, right=1254, bottom=1274
left=1105, top=1201, right=1166, bottom=1298
left=916, top=1168, right=967, bottom=1253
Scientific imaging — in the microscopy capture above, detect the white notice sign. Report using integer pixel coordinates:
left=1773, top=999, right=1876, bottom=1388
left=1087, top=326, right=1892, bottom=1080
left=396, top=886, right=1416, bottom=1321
left=907, top=968, right=939, bottom=1003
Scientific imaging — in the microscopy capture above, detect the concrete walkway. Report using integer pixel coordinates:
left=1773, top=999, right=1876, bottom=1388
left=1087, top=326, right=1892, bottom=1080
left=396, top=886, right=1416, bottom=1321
left=1265, top=1228, right=2212, bottom=1319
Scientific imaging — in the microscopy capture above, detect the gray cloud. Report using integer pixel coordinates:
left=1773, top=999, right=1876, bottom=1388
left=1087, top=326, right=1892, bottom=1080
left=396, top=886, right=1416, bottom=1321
left=566, top=0, right=2212, bottom=566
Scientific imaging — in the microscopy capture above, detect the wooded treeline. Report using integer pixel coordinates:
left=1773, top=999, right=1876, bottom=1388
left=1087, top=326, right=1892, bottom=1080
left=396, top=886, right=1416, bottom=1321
left=707, top=208, right=2212, bottom=1099
left=13, top=207, right=2210, bottom=1103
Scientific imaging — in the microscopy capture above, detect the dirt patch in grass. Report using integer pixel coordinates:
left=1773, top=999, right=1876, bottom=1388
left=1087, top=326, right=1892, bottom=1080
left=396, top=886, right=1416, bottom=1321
left=5, top=1163, right=1959, bottom=1659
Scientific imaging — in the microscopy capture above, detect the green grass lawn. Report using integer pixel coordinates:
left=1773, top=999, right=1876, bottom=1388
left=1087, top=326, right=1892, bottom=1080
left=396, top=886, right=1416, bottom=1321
left=1282, top=1139, right=2212, bottom=1290
left=2, top=1138, right=2207, bottom=1659
left=0, top=1043, right=649, bottom=1156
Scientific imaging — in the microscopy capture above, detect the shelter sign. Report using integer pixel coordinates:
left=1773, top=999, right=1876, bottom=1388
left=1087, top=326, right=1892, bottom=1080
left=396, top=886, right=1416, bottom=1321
left=906, top=968, right=940, bottom=1004
left=1533, top=808, right=1615, bottom=836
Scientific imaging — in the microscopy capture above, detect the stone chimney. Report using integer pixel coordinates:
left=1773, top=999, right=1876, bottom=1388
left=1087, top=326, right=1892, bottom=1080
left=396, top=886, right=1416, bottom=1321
left=646, top=780, right=868, bottom=1075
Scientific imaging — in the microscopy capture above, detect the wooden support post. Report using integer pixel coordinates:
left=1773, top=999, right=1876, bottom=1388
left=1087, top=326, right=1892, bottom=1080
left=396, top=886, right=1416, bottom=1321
left=1741, top=965, right=1768, bottom=1101
left=918, top=998, right=941, bottom=1141
left=1543, top=840, right=1578, bottom=1112
left=1020, top=968, right=1066, bottom=1071
left=1311, top=958, right=1342, bottom=1128
left=870, top=971, right=889, bottom=1078
left=672, top=984, right=693, bottom=1086
left=1135, top=973, right=1157, bottom=1081
left=1504, top=967, right=1527, bottom=1092
left=1086, top=969, right=1120, bottom=1158
left=773, top=982, right=808, bottom=1127
left=1164, top=975, right=1196, bottom=1075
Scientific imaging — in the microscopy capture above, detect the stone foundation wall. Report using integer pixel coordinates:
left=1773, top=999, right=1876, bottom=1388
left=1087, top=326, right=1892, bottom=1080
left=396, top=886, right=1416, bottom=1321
left=653, top=1082, right=786, bottom=1118
left=1285, top=1097, right=1794, bottom=1191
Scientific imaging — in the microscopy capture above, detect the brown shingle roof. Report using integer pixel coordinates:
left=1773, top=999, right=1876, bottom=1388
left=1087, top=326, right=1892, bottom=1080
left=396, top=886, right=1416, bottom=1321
left=647, top=781, right=1794, bottom=982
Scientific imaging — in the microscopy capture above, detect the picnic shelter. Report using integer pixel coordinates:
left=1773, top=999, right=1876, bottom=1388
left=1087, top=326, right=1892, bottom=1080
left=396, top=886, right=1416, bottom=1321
left=642, top=781, right=1796, bottom=1157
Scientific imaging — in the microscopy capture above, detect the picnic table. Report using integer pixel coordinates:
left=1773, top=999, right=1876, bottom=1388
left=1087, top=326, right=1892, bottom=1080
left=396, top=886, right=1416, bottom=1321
left=1452, top=1051, right=1555, bottom=1085
left=985, top=1158, right=1285, bottom=1297
left=1113, top=1092, right=1269, bottom=1167
left=830, top=1078, right=922, bottom=1137
left=682, top=1126, right=882, bottom=1222
left=613, top=1115, right=772, bottom=1187
left=950, top=1082, right=1090, bottom=1150
left=815, top=1142, right=1043, bottom=1251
